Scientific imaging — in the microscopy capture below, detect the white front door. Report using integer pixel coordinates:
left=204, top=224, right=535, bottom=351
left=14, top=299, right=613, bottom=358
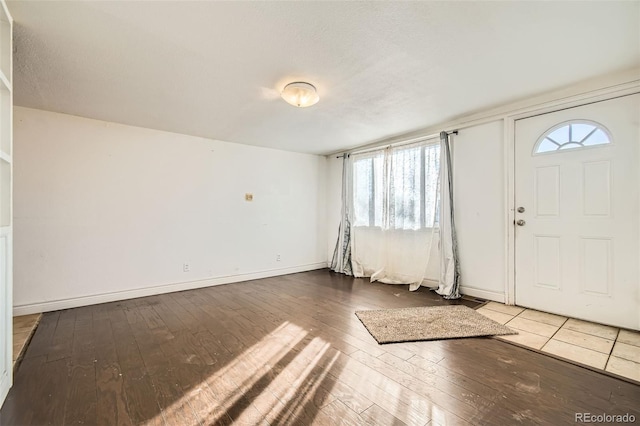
left=515, top=94, right=640, bottom=330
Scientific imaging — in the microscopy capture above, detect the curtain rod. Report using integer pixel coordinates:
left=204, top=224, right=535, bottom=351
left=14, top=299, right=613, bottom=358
left=335, top=130, right=458, bottom=158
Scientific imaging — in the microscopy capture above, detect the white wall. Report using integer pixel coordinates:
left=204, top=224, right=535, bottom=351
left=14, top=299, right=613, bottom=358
left=452, top=121, right=506, bottom=300
left=13, top=107, right=328, bottom=314
left=326, top=156, right=343, bottom=262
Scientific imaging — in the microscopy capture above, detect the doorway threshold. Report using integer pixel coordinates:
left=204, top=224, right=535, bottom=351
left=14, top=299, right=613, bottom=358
left=12, top=314, right=41, bottom=372
left=476, top=302, right=640, bottom=384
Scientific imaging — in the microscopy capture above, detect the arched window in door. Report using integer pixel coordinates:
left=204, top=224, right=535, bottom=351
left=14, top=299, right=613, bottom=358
left=533, top=120, right=612, bottom=154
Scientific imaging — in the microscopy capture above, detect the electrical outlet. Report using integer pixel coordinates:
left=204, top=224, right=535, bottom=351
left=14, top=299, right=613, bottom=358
left=276, top=254, right=281, bottom=262
left=183, top=263, right=190, bottom=272
left=245, top=193, right=253, bottom=201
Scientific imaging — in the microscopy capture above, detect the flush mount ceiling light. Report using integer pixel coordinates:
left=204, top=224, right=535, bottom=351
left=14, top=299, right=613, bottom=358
left=281, top=82, right=319, bottom=108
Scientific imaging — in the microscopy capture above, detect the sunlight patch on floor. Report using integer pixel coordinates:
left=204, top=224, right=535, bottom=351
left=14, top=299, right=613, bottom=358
left=148, top=321, right=337, bottom=424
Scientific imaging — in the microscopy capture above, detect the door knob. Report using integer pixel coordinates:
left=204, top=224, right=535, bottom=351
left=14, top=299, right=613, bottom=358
left=517, top=207, right=525, bottom=213
left=516, top=219, right=526, bottom=226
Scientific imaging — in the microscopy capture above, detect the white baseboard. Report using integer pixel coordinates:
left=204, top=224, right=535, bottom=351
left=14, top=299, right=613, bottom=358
left=422, top=278, right=439, bottom=288
left=13, top=262, right=328, bottom=316
left=420, top=280, right=505, bottom=303
left=459, top=286, right=505, bottom=303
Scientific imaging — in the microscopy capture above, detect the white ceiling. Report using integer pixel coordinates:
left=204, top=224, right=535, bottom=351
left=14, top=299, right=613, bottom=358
left=7, top=1, right=640, bottom=155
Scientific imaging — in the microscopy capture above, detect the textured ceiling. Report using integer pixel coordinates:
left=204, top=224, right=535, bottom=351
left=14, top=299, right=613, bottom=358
left=8, top=1, right=640, bottom=155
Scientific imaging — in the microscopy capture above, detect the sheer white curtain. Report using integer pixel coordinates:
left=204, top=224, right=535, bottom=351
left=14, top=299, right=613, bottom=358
left=351, top=140, right=441, bottom=291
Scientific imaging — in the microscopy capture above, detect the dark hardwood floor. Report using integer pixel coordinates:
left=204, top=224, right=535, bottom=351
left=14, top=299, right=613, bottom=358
left=1, top=269, right=638, bottom=425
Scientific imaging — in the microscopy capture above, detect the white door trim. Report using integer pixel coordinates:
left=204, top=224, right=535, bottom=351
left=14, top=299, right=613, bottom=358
left=504, top=86, right=640, bottom=306
left=505, top=117, right=516, bottom=305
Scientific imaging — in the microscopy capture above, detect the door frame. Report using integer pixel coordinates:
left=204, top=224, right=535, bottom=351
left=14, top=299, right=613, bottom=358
left=504, top=84, right=640, bottom=306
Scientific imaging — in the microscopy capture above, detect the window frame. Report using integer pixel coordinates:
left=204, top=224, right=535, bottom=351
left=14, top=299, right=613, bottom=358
left=532, top=119, right=613, bottom=156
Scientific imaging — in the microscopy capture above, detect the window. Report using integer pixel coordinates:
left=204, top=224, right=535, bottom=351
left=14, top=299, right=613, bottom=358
left=352, top=142, right=440, bottom=230
left=353, top=151, right=384, bottom=227
left=534, top=120, right=612, bottom=154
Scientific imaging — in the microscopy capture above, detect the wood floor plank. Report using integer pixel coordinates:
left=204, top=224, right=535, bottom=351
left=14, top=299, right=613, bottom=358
left=169, top=299, right=322, bottom=423
left=181, top=383, right=234, bottom=425
left=378, top=352, right=508, bottom=419
left=360, top=403, right=407, bottom=426
left=235, top=291, right=364, bottom=355
left=147, top=367, right=201, bottom=426
left=63, top=362, right=97, bottom=425
left=111, top=311, right=147, bottom=374
left=350, top=350, right=487, bottom=424
left=313, top=399, right=364, bottom=426
left=249, top=281, right=417, bottom=360
left=0, top=355, right=46, bottom=425
left=150, top=297, right=189, bottom=334
left=2, top=270, right=638, bottom=426
left=93, top=315, right=134, bottom=425
left=203, top=369, right=268, bottom=425
left=32, top=357, right=71, bottom=425
left=22, top=311, right=60, bottom=359
left=46, top=309, right=77, bottom=362
left=95, top=359, right=134, bottom=426
left=121, top=367, right=165, bottom=425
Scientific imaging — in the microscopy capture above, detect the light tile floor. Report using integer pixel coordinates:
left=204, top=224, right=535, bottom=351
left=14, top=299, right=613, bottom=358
left=477, top=302, right=640, bottom=383
left=13, top=313, right=41, bottom=368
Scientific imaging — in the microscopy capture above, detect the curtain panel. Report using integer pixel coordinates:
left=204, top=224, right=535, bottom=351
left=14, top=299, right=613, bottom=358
left=436, top=131, right=461, bottom=299
left=330, top=155, right=353, bottom=275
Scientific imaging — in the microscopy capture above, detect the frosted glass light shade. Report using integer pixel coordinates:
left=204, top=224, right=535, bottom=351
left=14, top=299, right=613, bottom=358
left=281, top=82, right=319, bottom=108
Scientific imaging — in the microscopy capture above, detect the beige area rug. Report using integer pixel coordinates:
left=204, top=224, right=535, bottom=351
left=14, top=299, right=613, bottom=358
left=355, top=305, right=517, bottom=344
